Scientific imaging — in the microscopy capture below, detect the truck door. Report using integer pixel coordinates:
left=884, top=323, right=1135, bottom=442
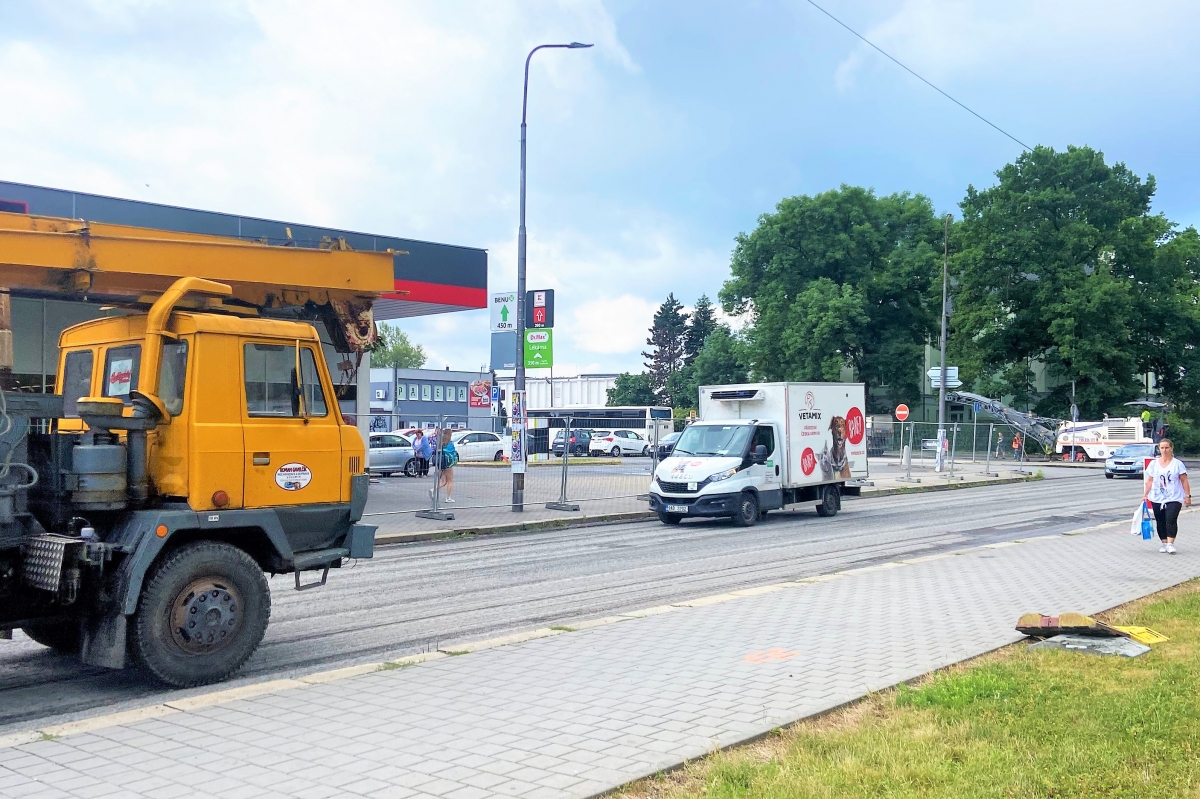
left=751, top=425, right=782, bottom=509
left=241, top=341, right=342, bottom=508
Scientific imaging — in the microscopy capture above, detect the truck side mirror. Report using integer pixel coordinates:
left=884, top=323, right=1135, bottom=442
left=752, top=444, right=768, bottom=463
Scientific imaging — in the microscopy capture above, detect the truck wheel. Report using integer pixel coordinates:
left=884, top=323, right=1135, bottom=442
left=22, top=621, right=81, bottom=655
left=658, top=512, right=683, bottom=525
left=130, top=541, right=271, bottom=688
left=816, top=485, right=840, bottom=517
left=733, top=492, right=759, bottom=527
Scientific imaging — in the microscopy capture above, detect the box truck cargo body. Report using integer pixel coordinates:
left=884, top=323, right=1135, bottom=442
left=648, top=383, right=867, bottom=525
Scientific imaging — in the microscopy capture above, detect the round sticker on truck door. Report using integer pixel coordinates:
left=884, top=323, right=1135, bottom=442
left=800, top=447, right=816, bottom=476
left=846, top=407, right=865, bottom=445
left=275, top=462, right=312, bottom=491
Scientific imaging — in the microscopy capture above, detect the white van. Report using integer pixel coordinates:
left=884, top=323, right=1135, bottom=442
left=648, top=382, right=868, bottom=525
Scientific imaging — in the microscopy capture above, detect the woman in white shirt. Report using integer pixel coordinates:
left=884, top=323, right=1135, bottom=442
left=1143, top=439, right=1191, bottom=554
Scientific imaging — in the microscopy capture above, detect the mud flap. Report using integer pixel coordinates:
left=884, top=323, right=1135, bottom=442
left=80, top=614, right=126, bottom=670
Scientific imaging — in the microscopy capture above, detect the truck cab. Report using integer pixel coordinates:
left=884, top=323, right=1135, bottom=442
left=3, top=278, right=375, bottom=687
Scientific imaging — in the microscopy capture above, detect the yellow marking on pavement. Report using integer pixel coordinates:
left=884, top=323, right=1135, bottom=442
left=0, top=731, right=43, bottom=749
left=163, top=679, right=306, bottom=711
left=39, top=704, right=179, bottom=739
left=299, top=663, right=384, bottom=684
left=439, top=628, right=564, bottom=655
left=619, top=605, right=679, bottom=618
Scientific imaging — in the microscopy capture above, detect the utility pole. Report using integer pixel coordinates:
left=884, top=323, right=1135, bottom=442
left=512, top=41, right=593, bottom=512
left=935, top=213, right=951, bottom=472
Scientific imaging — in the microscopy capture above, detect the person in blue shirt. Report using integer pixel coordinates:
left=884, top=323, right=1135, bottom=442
left=412, top=429, right=432, bottom=477
left=429, top=428, right=458, bottom=503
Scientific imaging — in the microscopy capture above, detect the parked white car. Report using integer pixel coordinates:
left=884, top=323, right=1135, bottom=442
left=368, top=433, right=417, bottom=477
left=452, top=430, right=507, bottom=462
left=589, top=429, right=651, bottom=457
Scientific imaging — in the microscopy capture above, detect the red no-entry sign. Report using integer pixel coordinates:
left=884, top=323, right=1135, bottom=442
left=895, top=404, right=910, bottom=421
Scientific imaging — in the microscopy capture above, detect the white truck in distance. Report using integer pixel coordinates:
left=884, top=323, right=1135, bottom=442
left=649, top=383, right=868, bottom=525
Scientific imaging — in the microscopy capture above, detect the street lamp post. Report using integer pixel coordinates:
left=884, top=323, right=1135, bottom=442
left=513, top=41, right=592, bottom=512
left=935, top=213, right=951, bottom=472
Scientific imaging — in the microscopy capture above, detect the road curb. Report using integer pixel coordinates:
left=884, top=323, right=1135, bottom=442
left=372, top=475, right=1045, bottom=545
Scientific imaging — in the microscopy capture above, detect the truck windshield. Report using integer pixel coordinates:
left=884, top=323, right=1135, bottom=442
left=673, top=424, right=752, bottom=457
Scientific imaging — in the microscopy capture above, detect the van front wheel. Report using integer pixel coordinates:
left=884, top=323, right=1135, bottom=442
left=732, top=493, right=759, bottom=527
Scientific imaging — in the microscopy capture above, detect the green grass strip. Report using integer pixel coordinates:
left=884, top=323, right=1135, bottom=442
left=616, top=579, right=1200, bottom=799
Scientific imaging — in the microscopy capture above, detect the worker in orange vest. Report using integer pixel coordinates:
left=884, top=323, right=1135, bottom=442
left=1012, top=433, right=1022, bottom=461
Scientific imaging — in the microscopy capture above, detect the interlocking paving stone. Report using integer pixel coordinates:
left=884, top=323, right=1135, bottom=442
left=1, top=519, right=1197, bottom=798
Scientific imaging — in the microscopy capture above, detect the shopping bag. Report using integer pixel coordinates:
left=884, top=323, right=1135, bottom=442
left=1141, top=503, right=1154, bottom=540
left=1131, top=505, right=1143, bottom=536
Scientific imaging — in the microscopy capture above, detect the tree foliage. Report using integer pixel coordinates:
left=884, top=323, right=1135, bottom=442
left=685, top=294, right=719, bottom=366
left=721, top=186, right=941, bottom=411
left=642, top=294, right=689, bottom=405
left=370, top=324, right=426, bottom=369
left=950, top=145, right=1200, bottom=418
left=691, top=326, right=749, bottom=388
left=606, top=372, right=657, bottom=407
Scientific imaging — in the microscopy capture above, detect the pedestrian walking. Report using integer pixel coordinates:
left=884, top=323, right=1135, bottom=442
left=429, top=428, right=458, bottom=504
left=1143, top=438, right=1191, bottom=554
left=412, top=429, right=432, bottom=477
left=995, top=430, right=1005, bottom=459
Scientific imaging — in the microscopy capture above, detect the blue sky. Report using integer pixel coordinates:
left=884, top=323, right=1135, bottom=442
left=2, top=1, right=1198, bottom=376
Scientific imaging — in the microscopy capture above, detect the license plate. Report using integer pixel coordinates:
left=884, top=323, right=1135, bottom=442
left=666, top=504, right=689, bottom=513
left=1117, top=466, right=1133, bottom=471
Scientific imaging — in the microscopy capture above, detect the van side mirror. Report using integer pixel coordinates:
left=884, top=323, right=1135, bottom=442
left=752, top=444, right=768, bottom=464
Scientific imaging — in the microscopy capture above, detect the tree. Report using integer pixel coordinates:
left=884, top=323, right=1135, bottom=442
left=684, top=294, right=718, bottom=365
left=721, top=186, right=941, bottom=411
left=370, top=324, right=426, bottom=368
left=950, top=145, right=1197, bottom=418
left=607, top=372, right=657, bottom=406
left=642, top=293, right=690, bottom=405
left=691, top=326, right=749, bottom=389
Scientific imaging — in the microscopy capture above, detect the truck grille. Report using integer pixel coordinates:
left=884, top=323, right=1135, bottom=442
left=349, top=456, right=361, bottom=473
left=656, top=478, right=700, bottom=494
left=21, top=534, right=79, bottom=592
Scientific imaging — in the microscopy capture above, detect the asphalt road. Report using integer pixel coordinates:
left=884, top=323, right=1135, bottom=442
left=0, top=469, right=1141, bottom=734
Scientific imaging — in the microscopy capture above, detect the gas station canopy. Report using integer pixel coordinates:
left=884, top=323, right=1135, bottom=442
left=0, top=180, right=487, bottom=320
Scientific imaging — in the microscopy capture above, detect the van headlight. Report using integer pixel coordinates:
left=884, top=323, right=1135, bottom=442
left=709, top=467, right=738, bottom=482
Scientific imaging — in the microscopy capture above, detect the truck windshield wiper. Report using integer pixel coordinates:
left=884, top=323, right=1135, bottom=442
left=672, top=448, right=692, bottom=456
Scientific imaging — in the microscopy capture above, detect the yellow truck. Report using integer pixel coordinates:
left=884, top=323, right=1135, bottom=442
left=1, top=213, right=391, bottom=686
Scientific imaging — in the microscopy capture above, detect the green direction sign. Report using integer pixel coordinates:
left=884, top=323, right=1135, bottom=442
left=523, top=329, right=553, bottom=369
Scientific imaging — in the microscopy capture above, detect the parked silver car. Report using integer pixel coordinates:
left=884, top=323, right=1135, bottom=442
left=369, top=433, right=418, bottom=477
left=1105, top=443, right=1157, bottom=479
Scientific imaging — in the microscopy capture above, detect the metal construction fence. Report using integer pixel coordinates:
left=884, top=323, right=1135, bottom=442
left=870, top=420, right=1053, bottom=463
left=359, top=414, right=665, bottom=523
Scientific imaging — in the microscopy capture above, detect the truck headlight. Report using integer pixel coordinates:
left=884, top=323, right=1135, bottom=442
left=708, top=467, right=738, bottom=482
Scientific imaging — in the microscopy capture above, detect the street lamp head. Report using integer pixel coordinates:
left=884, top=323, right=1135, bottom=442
left=567, top=42, right=594, bottom=48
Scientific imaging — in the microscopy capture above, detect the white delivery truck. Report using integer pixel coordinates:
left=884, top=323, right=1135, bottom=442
left=648, top=382, right=868, bottom=525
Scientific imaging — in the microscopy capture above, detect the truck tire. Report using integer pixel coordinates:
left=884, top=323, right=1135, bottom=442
left=658, top=512, right=683, bottom=525
left=130, top=541, right=271, bottom=688
left=732, top=492, right=759, bottom=527
left=22, top=621, right=81, bottom=655
left=816, top=485, right=840, bottom=517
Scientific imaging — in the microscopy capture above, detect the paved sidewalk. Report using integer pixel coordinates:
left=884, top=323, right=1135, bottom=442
left=2, top=513, right=1194, bottom=799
